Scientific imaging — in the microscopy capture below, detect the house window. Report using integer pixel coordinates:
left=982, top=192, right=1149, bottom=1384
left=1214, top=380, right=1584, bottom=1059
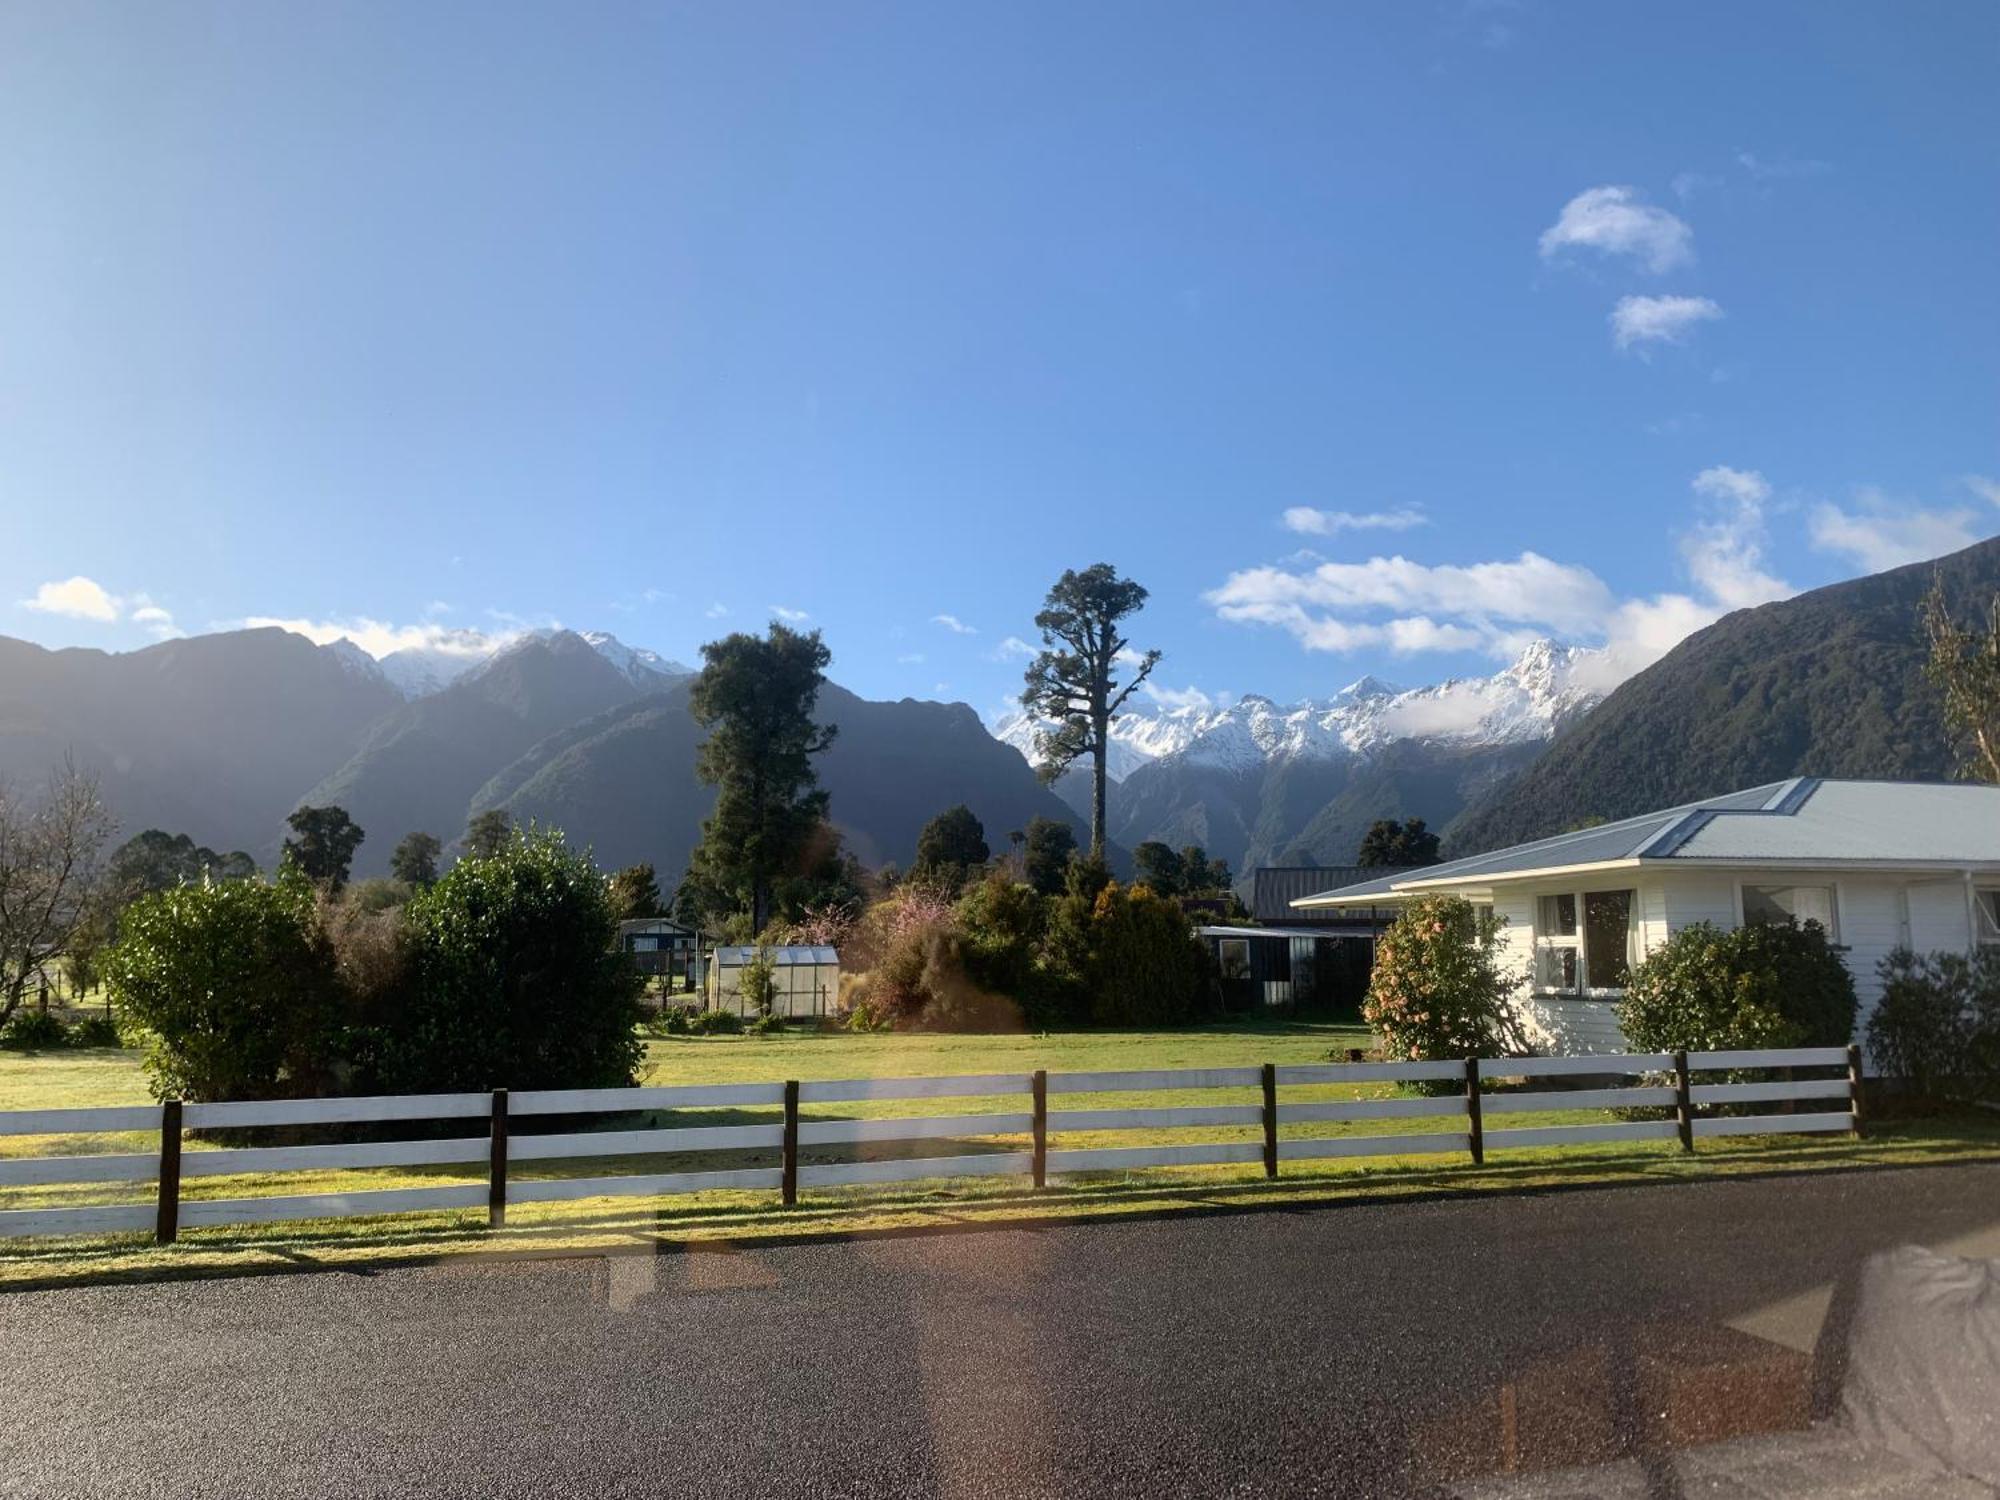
left=630, top=935, right=660, bottom=952
left=1535, top=889, right=1636, bottom=993
left=1978, top=890, right=2000, bottom=948
left=1535, top=893, right=1579, bottom=991
left=1743, top=884, right=1839, bottom=941
left=1218, top=939, right=1251, bottom=982
left=1584, top=889, right=1634, bottom=991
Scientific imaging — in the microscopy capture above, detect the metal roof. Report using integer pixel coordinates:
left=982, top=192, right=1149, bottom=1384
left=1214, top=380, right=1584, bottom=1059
left=714, top=945, right=839, bottom=966
left=1252, top=866, right=1408, bottom=922
left=618, top=917, right=701, bottom=937
left=1293, top=779, right=2000, bottom=908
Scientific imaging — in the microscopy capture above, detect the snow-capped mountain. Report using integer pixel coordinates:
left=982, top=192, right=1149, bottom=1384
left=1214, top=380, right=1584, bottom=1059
left=578, top=631, right=694, bottom=686
left=994, top=639, right=1604, bottom=782
left=316, top=629, right=692, bottom=700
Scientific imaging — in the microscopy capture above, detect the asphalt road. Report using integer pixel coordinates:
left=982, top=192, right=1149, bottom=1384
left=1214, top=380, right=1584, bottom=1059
left=5, top=1164, right=1998, bottom=1499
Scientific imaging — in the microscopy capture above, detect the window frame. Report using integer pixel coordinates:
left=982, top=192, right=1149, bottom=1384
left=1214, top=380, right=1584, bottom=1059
left=1532, top=886, right=1638, bottom=998
left=1976, top=887, right=2000, bottom=949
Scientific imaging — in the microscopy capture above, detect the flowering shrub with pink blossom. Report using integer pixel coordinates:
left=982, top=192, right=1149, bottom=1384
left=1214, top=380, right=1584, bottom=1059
left=1363, top=894, right=1523, bottom=1064
left=786, top=900, right=858, bottom=949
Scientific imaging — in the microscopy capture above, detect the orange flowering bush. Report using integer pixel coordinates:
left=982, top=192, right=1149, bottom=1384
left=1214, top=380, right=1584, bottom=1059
left=1363, top=894, right=1521, bottom=1063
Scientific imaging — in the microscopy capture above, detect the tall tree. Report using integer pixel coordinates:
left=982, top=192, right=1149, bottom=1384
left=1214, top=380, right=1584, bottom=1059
left=1021, top=564, right=1160, bottom=857
left=104, top=830, right=256, bottom=905
left=913, top=804, right=990, bottom=894
left=0, top=759, right=115, bottom=1024
left=463, top=809, right=513, bottom=861
left=1924, top=576, right=2000, bottom=783
left=283, top=805, right=364, bottom=891
left=1179, top=846, right=1231, bottom=895
left=1132, top=841, right=1185, bottom=896
left=686, top=623, right=837, bottom=933
left=1021, top=815, right=1077, bottom=897
left=390, top=832, right=443, bottom=887
left=1356, top=817, right=1442, bottom=868
left=608, top=862, right=664, bottom=921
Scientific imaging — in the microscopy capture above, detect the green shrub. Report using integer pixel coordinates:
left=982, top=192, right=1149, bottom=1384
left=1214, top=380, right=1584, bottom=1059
left=645, top=1005, right=700, bottom=1037
left=688, top=1008, right=743, bottom=1035
left=0, top=1009, right=71, bottom=1051
left=747, top=1012, right=787, bottom=1036
left=1364, top=895, right=1519, bottom=1063
left=67, top=1013, right=124, bottom=1049
left=738, top=948, right=778, bottom=1017
left=104, top=873, right=348, bottom=1102
left=1085, top=882, right=1211, bottom=1027
left=368, top=828, right=644, bottom=1094
left=1867, top=947, right=2000, bottom=1100
left=1617, top=920, right=1857, bottom=1055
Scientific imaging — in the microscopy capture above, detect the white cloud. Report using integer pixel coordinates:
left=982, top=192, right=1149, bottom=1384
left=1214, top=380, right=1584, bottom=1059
left=1540, top=186, right=1694, bottom=273
left=1141, top=681, right=1216, bottom=712
left=1375, top=683, right=1498, bottom=738
left=1611, top=295, right=1723, bottom=350
left=988, top=635, right=1036, bottom=662
left=1208, top=552, right=1617, bottom=644
left=1964, top=474, right=2000, bottom=508
left=704, top=603, right=729, bottom=619
left=21, top=575, right=121, bottom=622
left=931, top=613, right=977, bottom=635
left=896, top=652, right=926, bottom=665
left=1683, top=466, right=1792, bottom=612
left=1207, top=475, right=1802, bottom=686
left=128, top=603, right=182, bottom=640
left=770, top=605, right=810, bottom=622
left=244, top=615, right=502, bottom=661
left=1808, top=490, right=1984, bottom=572
left=19, top=576, right=181, bottom=637
left=1281, top=506, right=1427, bottom=536
left=1690, top=466, right=1770, bottom=507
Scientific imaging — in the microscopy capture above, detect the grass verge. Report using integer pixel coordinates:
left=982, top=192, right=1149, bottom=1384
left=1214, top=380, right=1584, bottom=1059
left=6, top=1024, right=1995, bottom=1293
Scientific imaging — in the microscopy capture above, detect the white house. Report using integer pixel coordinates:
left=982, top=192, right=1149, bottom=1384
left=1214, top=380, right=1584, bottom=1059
left=1294, top=778, right=2000, bottom=1056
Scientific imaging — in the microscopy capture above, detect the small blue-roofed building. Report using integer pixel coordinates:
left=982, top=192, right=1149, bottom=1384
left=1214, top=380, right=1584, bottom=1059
left=1291, top=779, right=2000, bottom=1057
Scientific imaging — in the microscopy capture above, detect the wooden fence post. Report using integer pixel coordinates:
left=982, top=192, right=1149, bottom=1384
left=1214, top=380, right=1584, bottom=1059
left=1673, top=1050, right=1694, bottom=1155
left=1261, top=1063, right=1279, bottom=1178
left=155, top=1099, right=182, bottom=1245
left=1031, top=1069, right=1048, bottom=1189
left=782, top=1080, right=800, bottom=1206
left=1464, top=1056, right=1484, bottom=1166
left=488, top=1089, right=509, bottom=1229
left=1847, top=1043, right=1866, bottom=1139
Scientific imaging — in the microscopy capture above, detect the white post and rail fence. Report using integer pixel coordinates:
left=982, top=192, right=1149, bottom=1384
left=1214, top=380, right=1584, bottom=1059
left=0, top=1045, right=1865, bottom=1245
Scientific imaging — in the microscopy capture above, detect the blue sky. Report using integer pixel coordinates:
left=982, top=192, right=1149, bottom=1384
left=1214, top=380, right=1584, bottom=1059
left=3, top=2, right=1996, bottom=717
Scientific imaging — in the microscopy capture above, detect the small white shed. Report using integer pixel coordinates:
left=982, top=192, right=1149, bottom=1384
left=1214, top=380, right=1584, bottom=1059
left=708, top=945, right=841, bottom=1019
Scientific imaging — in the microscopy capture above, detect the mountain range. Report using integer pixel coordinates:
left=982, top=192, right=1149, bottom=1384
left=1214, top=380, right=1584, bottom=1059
left=0, top=534, right=1988, bottom=887
left=996, top=639, right=1608, bottom=874
left=0, top=626, right=1088, bottom=879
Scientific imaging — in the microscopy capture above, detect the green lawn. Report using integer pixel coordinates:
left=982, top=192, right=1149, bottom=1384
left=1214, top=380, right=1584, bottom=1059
left=3, top=1022, right=1997, bottom=1291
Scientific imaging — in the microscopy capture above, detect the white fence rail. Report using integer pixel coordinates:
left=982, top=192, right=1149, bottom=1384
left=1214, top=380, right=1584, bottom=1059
left=0, top=1044, right=1864, bottom=1244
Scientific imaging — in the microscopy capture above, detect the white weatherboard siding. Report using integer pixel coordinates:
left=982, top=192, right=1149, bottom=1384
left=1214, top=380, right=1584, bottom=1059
left=1836, top=878, right=1905, bottom=1014
left=1657, top=870, right=1739, bottom=931
left=1514, top=995, right=1628, bottom=1056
